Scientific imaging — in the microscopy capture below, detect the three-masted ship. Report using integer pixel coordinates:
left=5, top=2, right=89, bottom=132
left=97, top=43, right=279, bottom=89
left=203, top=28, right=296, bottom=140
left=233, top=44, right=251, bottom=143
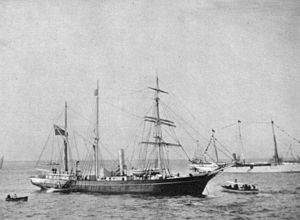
left=30, top=78, right=220, bottom=195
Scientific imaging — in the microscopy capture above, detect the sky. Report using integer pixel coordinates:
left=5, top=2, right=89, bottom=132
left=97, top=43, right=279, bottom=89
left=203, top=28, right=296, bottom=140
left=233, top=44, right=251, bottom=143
left=0, top=0, right=300, bottom=161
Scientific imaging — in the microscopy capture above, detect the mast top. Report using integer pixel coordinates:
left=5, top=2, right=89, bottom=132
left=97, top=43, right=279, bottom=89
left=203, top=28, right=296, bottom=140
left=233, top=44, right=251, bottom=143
left=148, top=77, right=168, bottom=94
left=142, top=77, right=180, bottom=146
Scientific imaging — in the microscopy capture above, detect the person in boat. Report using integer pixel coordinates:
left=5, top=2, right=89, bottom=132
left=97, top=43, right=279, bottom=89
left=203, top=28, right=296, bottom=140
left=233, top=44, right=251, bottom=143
left=233, top=179, right=239, bottom=189
left=52, top=168, right=57, bottom=174
left=6, top=194, right=11, bottom=199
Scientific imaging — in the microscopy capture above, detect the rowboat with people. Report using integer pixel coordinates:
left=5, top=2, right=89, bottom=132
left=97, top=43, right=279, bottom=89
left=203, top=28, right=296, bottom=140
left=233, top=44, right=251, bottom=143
left=5, top=194, right=28, bottom=202
left=221, top=180, right=259, bottom=194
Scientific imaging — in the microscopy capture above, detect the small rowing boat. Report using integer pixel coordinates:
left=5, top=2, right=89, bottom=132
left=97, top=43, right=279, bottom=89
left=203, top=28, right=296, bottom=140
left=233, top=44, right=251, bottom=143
left=221, top=180, right=259, bottom=194
left=6, top=194, right=28, bottom=202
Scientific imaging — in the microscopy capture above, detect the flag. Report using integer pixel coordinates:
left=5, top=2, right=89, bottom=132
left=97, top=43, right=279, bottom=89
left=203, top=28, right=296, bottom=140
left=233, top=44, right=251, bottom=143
left=53, top=124, right=67, bottom=136
left=94, top=89, right=98, bottom=96
left=93, top=144, right=96, bottom=151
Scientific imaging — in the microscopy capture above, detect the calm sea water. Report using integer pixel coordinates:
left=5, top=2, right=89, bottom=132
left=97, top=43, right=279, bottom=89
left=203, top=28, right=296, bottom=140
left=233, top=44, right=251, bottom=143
left=0, top=161, right=300, bottom=219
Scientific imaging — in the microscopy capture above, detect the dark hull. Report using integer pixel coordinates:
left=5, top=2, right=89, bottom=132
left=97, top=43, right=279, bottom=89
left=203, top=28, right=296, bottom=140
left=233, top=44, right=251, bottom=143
left=6, top=196, right=28, bottom=202
left=71, top=173, right=217, bottom=196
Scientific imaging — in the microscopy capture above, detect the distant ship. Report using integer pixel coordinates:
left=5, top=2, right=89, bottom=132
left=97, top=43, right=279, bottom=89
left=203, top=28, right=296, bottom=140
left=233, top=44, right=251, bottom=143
left=224, top=121, right=300, bottom=173
left=30, top=78, right=220, bottom=195
left=0, top=156, right=3, bottom=169
left=189, top=130, right=228, bottom=173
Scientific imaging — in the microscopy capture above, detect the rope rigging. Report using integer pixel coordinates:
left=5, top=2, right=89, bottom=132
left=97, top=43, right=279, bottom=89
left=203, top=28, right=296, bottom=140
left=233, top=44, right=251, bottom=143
left=68, top=107, right=95, bottom=125
left=35, top=131, right=52, bottom=168
left=214, top=137, right=236, bottom=159
left=168, top=90, right=209, bottom=132
left=101, top=100, right=143, bottom=120
left=160, top=100, right=235, bottom=161
left=160, top=100, right=209, bottom=142
left=273, top=122, right=300, bottom=144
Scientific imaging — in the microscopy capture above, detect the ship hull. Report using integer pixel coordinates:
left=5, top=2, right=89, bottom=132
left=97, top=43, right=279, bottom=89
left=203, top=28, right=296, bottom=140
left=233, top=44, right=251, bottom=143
left=30, top=173, right=76, bottom=190
left=71, top=173, right=217, bottom=195
left=189, top=163, right=219, bottom=173
left=30, top=177, right=74, bottom=190
left=223, top=162, right=300, bottom=173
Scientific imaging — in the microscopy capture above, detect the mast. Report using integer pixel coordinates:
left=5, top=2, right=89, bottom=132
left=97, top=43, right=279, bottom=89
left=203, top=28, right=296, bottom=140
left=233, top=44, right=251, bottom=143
left=212, top=129, right=219, bottom=163
left=194, top=140, right=200, bottom=160
left=271, top=120, right=280, bottom=164
left=237, top=120, right=245, bottom=163
left=155, top=77, right=162, bottom=172
left=64, top=101, right=68, bottom=172
left=142, top=77, right=181, bottom=175
left=95, top=80, right=99, bottom=178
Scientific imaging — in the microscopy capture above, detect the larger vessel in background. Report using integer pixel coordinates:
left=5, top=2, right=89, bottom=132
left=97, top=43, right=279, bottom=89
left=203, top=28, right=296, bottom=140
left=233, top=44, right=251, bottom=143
left=189, top=130, right=228, bottom=173
left=224, top=121, right=300, bottom=173
left=30, top=78, right=221, bottom=195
